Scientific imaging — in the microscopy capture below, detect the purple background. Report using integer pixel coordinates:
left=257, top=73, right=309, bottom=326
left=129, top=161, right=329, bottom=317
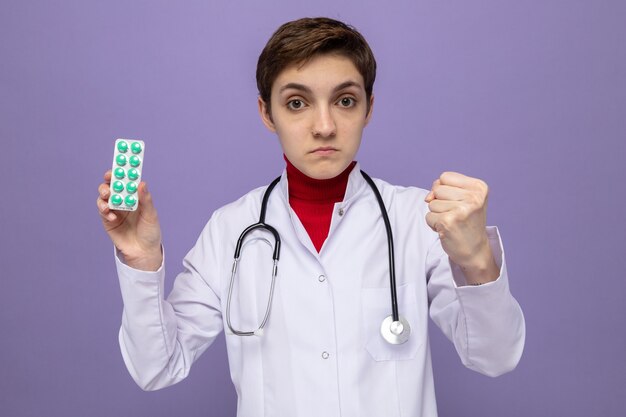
left=1, top=1, right=624, bottom=416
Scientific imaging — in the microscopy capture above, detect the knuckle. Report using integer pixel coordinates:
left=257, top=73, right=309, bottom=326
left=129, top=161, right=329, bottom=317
left=456, top=204, right=470, bottom=219
left=468, top=192, right=481, bottom=207
left=426, top=212, right=437, bottom=227
left=425, top=214, right=435, bottom=229
left=474, top=179, right=489, bottom=195
left=479, top=179, right=488, bottom=190
left=439, top=213, right=452, bottom=230
left=464, top=187, right=484, bottom=207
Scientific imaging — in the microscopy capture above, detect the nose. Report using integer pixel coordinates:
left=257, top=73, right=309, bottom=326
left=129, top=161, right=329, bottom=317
left=312, top=105, right=337, bottom=138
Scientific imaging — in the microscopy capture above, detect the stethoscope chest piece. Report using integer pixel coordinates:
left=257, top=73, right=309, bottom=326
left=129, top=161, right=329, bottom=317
left=380, top=315, right=411, bottom=345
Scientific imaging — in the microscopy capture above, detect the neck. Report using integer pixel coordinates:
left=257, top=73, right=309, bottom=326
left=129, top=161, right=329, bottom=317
left=284, top=155, right=356, bottom=252
left=285, top=155, right=356, bottom=202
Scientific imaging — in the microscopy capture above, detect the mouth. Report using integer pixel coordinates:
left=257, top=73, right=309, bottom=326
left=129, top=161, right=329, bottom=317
left=310, top=147, right=338, bottom=156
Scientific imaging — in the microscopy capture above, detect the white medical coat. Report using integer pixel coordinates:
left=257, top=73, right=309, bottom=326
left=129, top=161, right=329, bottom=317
left=115, top=163, right=525, bottom=417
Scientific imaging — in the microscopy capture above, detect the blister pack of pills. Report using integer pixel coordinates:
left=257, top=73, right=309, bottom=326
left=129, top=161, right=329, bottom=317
left=108, top=139, right=145, bottom=211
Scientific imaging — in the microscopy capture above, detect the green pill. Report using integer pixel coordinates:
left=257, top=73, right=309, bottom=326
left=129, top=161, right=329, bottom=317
left=112, top=181, right=124, bottom=193
left=127, top=168, right=139, bottom=181
left=117, top=141, right=129, bottom=153
left=125, top=195, right=137, bottom=207
left=129, top=155, right=141, bottom=167
left=110, top=194, right=123, bottom=206
left=114, top=168, right=125, bottom=179
left=126, top=182, right=138, bottom=194
left=116, top=154, right=127, bottom=166
left=131, top=142, right=142, bottom=154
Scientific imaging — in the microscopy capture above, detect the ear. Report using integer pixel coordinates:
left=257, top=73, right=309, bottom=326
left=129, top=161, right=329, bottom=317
left=258, top=97, right=276, bottom=132
left=364, top=94, right=374, bottom=126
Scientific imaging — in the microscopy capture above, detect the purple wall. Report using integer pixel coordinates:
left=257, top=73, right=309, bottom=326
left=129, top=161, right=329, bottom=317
left=1, top=1, right=624, bottom=416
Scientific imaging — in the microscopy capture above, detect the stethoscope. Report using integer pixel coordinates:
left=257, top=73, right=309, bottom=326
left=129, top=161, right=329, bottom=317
left=226, top=170, right=411, bottom=345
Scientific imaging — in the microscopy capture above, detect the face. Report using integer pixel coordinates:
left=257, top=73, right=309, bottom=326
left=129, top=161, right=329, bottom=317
left=258, top=53, right=374, bottom=180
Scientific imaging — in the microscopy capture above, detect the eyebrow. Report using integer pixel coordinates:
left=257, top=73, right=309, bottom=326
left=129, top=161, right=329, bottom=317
left=278, top=80, right=363, bottom=95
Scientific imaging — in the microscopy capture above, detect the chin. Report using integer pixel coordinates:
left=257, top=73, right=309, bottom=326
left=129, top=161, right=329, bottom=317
left=292, top=156, right=352, bottom=180
left=309, top=165, right=346, bottom=180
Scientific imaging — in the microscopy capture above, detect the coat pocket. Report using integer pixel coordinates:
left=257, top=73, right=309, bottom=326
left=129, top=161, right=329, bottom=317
left=361, top=282, right=422, bottom=361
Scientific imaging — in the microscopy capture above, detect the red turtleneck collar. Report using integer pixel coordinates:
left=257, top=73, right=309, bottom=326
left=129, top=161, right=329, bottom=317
left=285, top=155, right=356, bottom=252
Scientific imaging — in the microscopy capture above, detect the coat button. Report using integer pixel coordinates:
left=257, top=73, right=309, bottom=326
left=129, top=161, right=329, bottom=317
left=321, top=351, right=330, bottom=359
left=318, top=275, right=326, bottom=282
left=338, top=208, right=344, bottom=216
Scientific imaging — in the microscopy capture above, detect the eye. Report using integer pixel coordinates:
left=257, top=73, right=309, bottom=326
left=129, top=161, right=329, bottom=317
left=338, top=97, right=356, bottom=108
left=287, top=99, right=305, bottom=110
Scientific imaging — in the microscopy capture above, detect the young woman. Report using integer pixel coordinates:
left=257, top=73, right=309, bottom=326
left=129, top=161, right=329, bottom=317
left=96, top=17, right=525, bottom=417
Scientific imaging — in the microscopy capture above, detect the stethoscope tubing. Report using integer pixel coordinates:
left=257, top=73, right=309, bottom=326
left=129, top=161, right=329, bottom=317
left=227, top=176, right=282, bottom=336
left=233, top=176, right=282, bottom=261
left=359, top=170, right=400, bottom=323
left=227, top=171, right=407, bottom=343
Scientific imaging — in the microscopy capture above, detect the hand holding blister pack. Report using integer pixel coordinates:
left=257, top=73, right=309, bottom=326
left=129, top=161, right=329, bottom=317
left=97, top=138, right=162, bottom=271
left=108, top=139, right=145, bottom=211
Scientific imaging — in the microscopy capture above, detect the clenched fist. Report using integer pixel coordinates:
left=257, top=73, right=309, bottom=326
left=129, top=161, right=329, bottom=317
left=425, top=172, right=499, bottom=285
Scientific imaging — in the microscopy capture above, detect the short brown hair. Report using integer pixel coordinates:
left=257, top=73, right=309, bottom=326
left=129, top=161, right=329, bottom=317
left=256, top=17, right=377, bottom=114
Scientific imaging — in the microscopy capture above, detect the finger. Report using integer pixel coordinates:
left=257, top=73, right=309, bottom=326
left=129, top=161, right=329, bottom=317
left=138, top=182, right=157, bottom=219
left=96, top=196, right=108, bottom=214
left=104, top=170, right=112, bottom=184
left=425, top=179, right=440, bottom=202
left=425, top=212, right=447, bottom=238
left=425, top=211, right=451, bottom=238
left=439, top=171, right=486, bottom=192
left=425, top=211, right=437, bottom=232
left=428, top=199, right=457, bottom=213
left=432, top=184, right=467, bottom=201
left=98, top=183, right=110, bottom=201
left=439, top=171, right=474, bottom=187
left=96, top=197, right=117, bottom=222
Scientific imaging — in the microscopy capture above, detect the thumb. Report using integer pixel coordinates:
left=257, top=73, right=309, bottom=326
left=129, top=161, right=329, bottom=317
left=424, top=178, right=439, bottom=203
left=139, top=181, right=158, bottom=218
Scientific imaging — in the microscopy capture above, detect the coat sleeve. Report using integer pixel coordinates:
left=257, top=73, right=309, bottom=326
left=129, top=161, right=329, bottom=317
left=426, top=226, right=525, bottom=377
left=115, top=214, right=224, bottom=391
